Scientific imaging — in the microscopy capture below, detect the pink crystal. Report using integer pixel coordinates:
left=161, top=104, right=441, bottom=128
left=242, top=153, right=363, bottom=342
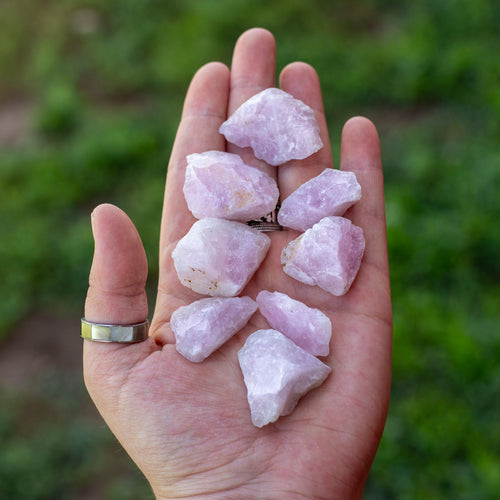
left=238, top=329, right=331, bottom=427
left=278, top=168, right=361, bottom=231
left=256, top=290, right=331, bottom=356
left=281, top=216, right=365, bottom=296
left=172, top=218, right=270, bottom=297
left=219, top=88, right=323, bottom=166
left=171, top=296, right=257, bottom=362
left=184, top=151, right=279, bottom=221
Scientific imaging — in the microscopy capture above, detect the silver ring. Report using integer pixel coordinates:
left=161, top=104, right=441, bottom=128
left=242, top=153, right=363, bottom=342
left=81, top=318, right=149, bottom=343
left=247, top=202, right=283, bottom=232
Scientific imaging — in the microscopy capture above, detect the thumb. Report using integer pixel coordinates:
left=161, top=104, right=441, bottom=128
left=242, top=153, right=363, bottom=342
left=84, top=203, right=148, bottom=324
left=83, top=204, right=157, bottom=440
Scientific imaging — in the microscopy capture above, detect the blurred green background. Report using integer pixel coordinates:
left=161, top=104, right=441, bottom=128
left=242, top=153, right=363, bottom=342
left=0, top=0, right=499, bottom=498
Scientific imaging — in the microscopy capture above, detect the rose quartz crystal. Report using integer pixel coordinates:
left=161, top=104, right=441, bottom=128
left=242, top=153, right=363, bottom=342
left=171, top=296, right=258, bottom=362
left=172, top=218, right=270, bottom=297
left=256, top=290, right=331, bottom=356
left=172, top=217, right=271, bottom=297
left=278, top=168, right=362, bottom=231
left=184, top=151, right=279, bottom=221
left=281, top=216, right=365, bottom=296
left=238, top=329, right=331, bottom=427
left=219, top=88, right=323, bottom=166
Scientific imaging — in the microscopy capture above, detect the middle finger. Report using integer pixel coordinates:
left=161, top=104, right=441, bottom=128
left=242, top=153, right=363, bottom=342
left=226, top=28, right=277, bottom=179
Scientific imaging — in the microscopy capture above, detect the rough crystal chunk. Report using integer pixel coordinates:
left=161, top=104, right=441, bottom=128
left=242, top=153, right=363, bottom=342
left=184, top=151, right=279, bottom=221
left=281, top=216, right=365, bottom=296
left=172, top=218, right=270, bottom=297
left=238, top=329, right=331, bottom=427
left=278, top=169, right=361, bottom=231
left=219, top=88, right=323, bottom=166
left=256, top=290, right=331, bottom=356
left=171, top=296, right=258, bottom=362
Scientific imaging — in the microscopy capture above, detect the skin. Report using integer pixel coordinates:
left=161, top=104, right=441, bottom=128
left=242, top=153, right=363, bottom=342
left=83, top=28, right=392, bottom=500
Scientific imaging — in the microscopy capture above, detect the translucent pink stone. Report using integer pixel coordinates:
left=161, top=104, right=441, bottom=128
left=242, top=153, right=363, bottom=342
left=172, top=218, right=270, bottom=297
left=238, top=329, right=331, bottom=427
left=219, top=88, right=323, bottom=166
left=278, top=169, right=361, bottom=231
left=184, top=151, right=279, bottom=221
left=281, top=216, right=365, bottom=296
left=256, top=290, right=331, bottom=356
left=171, top=296, right=258, bottom=362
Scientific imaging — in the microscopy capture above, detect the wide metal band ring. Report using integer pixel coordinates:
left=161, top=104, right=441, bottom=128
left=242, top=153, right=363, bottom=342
left=81, top=318, right=149, bottom=343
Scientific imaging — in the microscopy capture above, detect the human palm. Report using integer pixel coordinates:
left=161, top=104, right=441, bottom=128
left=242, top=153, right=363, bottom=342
left=84, top=29, right=392, bottom=499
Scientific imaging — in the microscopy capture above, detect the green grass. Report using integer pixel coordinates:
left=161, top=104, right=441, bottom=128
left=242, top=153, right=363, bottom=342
left=0, top=381, right=153, bottom=499
left=1, top=0, right=499, bottom=497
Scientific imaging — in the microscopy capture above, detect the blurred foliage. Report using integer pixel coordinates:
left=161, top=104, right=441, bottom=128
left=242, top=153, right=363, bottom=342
left=0, top=0, right=499, bottom=498
left=0, top=380, right=152, bottom=499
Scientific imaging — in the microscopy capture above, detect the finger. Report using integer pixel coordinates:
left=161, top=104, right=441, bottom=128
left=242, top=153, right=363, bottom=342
left=84, top=203, right=148, bottom=325
left=83, top=204, right=156, bottom=423
left=159, top=62, right=230, bottom=249
left=339, top=116, right=391, bottom=320
left=278, top=62, right=333, bottom=199
left=152, top=63, right=231, bottom=337
left=227, top=28, right=277, bottom=177
left=83, top=204, right=153, bottom=370
left=304, top=119, right=391, bottom=459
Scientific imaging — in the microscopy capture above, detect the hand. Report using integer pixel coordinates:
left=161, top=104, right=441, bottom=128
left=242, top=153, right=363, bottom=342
left=83, top=28, right=392, bottom=499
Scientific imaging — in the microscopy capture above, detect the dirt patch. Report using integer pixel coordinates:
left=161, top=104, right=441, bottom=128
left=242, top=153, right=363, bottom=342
left=0, top=98, right=34, bottom=147
left=0, top=311, right=83, bottom=390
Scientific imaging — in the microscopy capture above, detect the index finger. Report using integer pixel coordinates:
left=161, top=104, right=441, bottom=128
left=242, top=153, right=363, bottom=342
left=159, top=62, right=230, bottom=250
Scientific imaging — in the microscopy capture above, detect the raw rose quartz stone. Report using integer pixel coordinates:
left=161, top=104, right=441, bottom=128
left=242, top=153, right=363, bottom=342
left=238, top=329, right=331, bottom=427
left=219, top=88, right=323, bottom=166
left=171, top=296, right=258, bottom=362
left=278, top=168, right=361, bottom=231
left=281, top=216, right=365, bottom=296
left=172, top=218, right=270, bottom=297
left=256, top=290, right=331, bottom=356
left=184, top=151, right=279, bottom=221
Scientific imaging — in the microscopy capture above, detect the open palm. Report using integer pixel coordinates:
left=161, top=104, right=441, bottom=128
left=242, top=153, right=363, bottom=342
left=84, top=29, right=392, bottom=499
